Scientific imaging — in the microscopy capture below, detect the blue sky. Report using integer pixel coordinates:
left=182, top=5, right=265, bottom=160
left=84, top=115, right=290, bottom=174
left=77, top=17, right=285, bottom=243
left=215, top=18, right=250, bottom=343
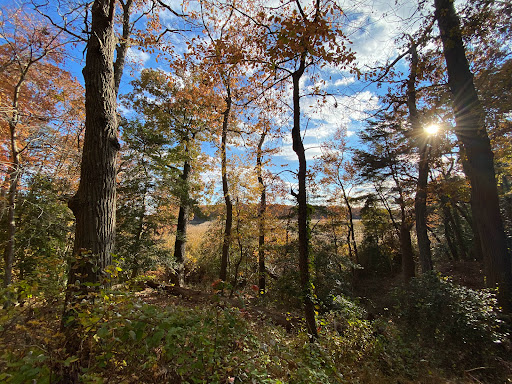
left=44, top=0, right=431, bottom=202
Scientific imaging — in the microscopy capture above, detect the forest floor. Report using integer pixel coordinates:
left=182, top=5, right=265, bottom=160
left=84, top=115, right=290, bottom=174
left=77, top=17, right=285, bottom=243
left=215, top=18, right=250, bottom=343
left=1, top=260, right=511, bottom=383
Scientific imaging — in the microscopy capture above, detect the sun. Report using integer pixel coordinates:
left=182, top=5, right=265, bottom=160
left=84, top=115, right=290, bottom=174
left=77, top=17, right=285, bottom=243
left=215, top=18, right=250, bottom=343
left=424, top=124, right=440, bottom=135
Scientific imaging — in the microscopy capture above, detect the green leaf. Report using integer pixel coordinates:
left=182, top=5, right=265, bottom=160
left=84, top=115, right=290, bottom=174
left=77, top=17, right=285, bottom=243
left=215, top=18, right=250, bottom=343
left=63, top=356, right=79, bottom=367
left=97, top=326, right=109, bottom=338
left=148, top=329, right=165, bottom=347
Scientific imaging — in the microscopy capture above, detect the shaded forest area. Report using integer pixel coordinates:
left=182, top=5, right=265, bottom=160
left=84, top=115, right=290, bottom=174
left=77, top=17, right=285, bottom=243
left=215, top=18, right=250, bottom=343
left=1, top=0, right=511, bottom=383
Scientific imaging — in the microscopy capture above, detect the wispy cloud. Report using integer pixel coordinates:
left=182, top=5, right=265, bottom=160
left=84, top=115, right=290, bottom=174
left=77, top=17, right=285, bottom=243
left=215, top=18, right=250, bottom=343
left=126, top=47, right=151, bottom=66
left=300, top=90, right=380, bottom=140
left=275, top=142, right=324, bottom=161
left=338, top=0, right=426, bottom=68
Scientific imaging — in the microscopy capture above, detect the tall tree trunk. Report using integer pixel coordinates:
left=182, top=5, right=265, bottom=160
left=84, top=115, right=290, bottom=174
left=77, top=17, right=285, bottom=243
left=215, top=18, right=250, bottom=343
left=174, top=148, right=191, bottom=287
left=3, top=71, right=28, bottom=287
left=340, top=183, right=359, bottom=283
left=257, top=130, right=267, bottom=294
left=407, top=38, right=433, bottom=273
left=62, top=1, right=118, bottom=381
left=230, top=201, right=245, bottom=298
left=67, top=0, right=118, bottom=286
left=442, top=208, right=459, bottom=260
left=435, top=0, right=511, bottom=309
left=291, top=58, right=317, bottom=339
left=219, top=86, right=232, bottom=282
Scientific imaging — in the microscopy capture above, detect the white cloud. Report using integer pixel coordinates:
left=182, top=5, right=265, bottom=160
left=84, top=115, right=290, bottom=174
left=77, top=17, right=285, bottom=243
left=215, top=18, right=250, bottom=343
left=300, top=90, right=380, bottom=140
left=126, top=48, right=151, bottom=66
left=276, top=143, right=324, bottom=161
left=334, top=77, right=356, bottom=87
left=336, top=0, right=428, bottom=68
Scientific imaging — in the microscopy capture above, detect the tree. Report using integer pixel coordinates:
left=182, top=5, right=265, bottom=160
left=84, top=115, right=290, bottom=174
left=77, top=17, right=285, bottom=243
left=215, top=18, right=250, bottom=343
left=434, top=0, right=511, bottom=309
left=10, top=174, right=74, bottom=295
left=406, top=37, right=433, bottom=273
left=66, top=0, right=119, bottom=291
left=316, top=128, right=359, bottom=271
left=188, top=3, right=231, bottom=282
left=247, top=106, right=283, bottom=295
left=256, top=125, right=268, bottom=294
left=116, top=119, right=172, bottom=279
left=121, top=68, right=213, bottom=284
left=354, top=112, right=417, bottom=282
left=240, top=0, right=355, bottom=338
left=0, top=4, right=82, bottom=287
left=57, top=1, right=123, bottom=381
left=359, top=195, right=398, bottom=275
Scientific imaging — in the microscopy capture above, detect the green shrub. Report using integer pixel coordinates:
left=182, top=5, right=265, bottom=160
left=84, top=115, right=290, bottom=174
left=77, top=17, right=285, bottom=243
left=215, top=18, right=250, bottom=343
left=392, top=272, right=507, bottom=367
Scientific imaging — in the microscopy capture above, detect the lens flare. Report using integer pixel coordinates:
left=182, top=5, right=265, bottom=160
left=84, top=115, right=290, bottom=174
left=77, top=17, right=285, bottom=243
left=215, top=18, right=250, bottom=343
left=424, top=124, right=440, bottom=135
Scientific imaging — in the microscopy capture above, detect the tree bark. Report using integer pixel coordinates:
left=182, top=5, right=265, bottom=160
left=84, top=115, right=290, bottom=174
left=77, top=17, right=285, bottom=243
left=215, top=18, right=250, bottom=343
left=60, top=2, right=120, bottom=381
left=219, top=85, right=232, bottom=282
left=67, top=0, right=118, bottom=288
left=230, top=202, right=245, bottom=297
left=131, top=188, right=148, bottom=279
left=450, top=205, right=468, bottom=260
left=291, top=57, right=318, bottom=338
left=406, top=38, right=433, bottom=273
left=435, top=0, right=511, bottom=309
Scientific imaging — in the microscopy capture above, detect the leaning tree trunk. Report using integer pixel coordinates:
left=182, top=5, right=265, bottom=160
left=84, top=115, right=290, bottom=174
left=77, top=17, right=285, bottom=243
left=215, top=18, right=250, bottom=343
left=219, top=85, right=232, bottom=282
left=291, top=58, right=318, bottom=339
left=407, top=38, right=433, bottom=273
left=173, top=145, right=192, bottom=287
left=435, top=0, right=511, bottom=309
left=257, top=130, right=267, bottom=294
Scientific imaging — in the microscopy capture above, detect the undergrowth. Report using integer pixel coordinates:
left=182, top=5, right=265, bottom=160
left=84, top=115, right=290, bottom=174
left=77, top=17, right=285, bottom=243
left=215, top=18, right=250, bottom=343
left=0, top=280, right=510, bottom=383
